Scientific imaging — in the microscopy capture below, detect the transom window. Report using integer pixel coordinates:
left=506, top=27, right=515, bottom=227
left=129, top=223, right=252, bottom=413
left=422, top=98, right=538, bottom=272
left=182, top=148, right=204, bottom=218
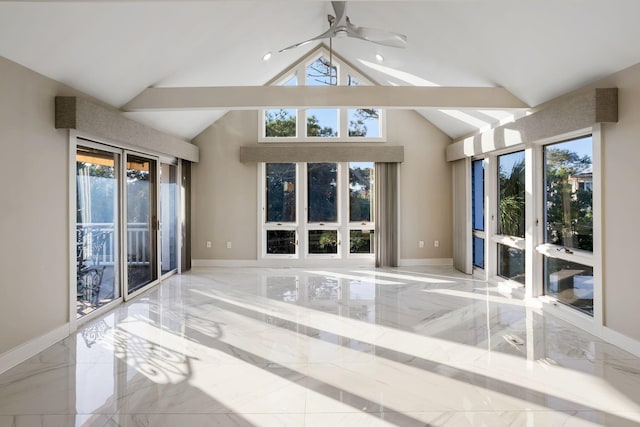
left=259, top=48, right=385, bottom=142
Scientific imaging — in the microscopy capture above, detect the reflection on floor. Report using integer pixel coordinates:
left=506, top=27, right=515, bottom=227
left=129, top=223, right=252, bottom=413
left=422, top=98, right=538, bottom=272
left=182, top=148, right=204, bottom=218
left=2, top=266, right=640, bottom=426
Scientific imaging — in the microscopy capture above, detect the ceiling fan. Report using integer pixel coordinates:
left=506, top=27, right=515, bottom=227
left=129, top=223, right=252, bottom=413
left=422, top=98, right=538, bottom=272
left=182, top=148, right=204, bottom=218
left=279, top=1, right=408, bottom=52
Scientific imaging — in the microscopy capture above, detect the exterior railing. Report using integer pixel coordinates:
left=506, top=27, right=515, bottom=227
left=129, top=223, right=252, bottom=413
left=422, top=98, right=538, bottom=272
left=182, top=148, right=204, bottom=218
left=77, top=222, right=151, bottom=266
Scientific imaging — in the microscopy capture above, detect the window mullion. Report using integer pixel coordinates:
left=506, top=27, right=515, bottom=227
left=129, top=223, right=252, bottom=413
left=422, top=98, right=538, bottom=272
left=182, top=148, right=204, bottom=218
left=299, top=163, right=306, bottom=258
left=591, top=124, right=603, bottom=326
left=524, top=146, right=536, bottom=298
left=340, top=108, right=348, bottom=140
left=486, top=156, right=497, bottom=279
left=340, top=162, right=349, bottom=257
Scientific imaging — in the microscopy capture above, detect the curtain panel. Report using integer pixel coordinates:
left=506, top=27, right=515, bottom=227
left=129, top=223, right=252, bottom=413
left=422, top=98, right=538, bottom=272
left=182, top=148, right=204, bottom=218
left=374, top=163, right=399, bottom=267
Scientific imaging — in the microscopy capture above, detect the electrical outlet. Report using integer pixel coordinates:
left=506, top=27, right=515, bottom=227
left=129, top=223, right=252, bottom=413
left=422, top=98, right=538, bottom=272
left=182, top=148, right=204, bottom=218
left=206, top=241, right=212, bottom=248
left=419, top=240, right=425, bottom=248
left=434, top=240, right=439, bottom=248
left=226, top=241, right=232, bottom=249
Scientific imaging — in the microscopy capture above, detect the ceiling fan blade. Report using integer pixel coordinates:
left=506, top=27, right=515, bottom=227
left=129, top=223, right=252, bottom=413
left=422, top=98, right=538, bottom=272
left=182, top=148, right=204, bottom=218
left=278, top=1, right=407, bottom=53
left=278, top=28, right=334, bottom=52
left=331, top=1, right=348, bottom=27
left=348, top=23, right=407, bottom=48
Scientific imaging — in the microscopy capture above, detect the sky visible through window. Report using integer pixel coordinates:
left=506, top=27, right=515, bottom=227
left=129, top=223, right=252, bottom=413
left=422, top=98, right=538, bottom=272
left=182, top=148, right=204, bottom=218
left=498, top=136, right=592, bottom=175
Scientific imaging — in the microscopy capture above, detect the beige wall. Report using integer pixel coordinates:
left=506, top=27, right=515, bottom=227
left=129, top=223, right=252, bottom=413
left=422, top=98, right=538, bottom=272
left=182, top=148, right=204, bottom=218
left=388, top=110, right=453, bottom=260
left=0, top=57, right=73, bottom=354
left=191, top=110, right=259, bottom=260
left=191, top=109, right=453, bottom=263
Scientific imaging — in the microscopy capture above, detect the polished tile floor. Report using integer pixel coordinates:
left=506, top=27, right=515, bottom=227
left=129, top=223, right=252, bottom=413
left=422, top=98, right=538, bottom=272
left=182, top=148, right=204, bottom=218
left=1, top=266, right=640, bottom=426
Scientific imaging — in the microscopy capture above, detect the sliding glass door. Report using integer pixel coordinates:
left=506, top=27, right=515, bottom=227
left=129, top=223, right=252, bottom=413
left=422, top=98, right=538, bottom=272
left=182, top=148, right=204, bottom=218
left=75, top=141, right=181, bottom=319
left=160, top=163, right=178, bottom=275
left=125, top=153, right=158, bottom=294
left=76, top=145, right=120, bottom=318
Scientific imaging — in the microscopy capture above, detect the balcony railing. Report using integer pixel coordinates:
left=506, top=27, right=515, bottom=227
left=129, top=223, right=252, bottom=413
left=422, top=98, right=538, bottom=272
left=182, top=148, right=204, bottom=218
left=77, top=222, right=151, bottom=266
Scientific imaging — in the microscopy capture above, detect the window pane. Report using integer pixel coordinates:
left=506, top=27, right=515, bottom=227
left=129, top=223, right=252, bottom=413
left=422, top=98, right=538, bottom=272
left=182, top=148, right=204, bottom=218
left=307, top=57, right=336, bottom=86
left=544, top=256, right=593, bottom=316
left=126, top=155, right=157, bottom=294
left=497, top=243, right=525, bottom=284
left=544, top=136, right=593, bottom=251
left=306, top=57, right=338, bottom=138
left=76, top=147, right=119, bottom=318
left=348, top=108, right=380, bottom=137
left=265, top=109, right=296, bottom=137
left=266, top=163, right=296, bottom=223
left=266, top=230, right=296, bottom=254
left=473, top=236, right=484, bottom=269
left=472, top=159, right=484, bottom=231
left=350, top=230, right=374, bottom=254
left=349, top=162, right=374, bottom=222
left=308, top=163, right=337, bottom=222
left=283, top=75, right=297, bottom=86
left=308, top=230, right=338, bottom=254
left=160, top=163, right=177, bottom=275
left=498, top=151, right=525, bottom=237
left=307, top=109, right=338, bottom=137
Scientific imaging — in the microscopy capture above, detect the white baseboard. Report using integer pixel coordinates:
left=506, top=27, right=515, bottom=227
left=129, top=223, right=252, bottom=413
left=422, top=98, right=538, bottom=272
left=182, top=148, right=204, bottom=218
left=601, top=326, right=640, bottom=358
left=192, top=258, right=376, bottom=268
left=398, top=258, right=453, bottom=267
left=0, top=323, right=70, bottom=375
left=193, top=258, right=453, bottom=268
left=192, top=259, right=259, bottom=267
left=540, top=298, right=640, bottom=358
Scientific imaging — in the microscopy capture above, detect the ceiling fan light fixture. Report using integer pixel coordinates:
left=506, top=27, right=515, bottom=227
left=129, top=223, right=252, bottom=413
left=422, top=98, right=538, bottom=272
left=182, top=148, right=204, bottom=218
left=335, top=28, right=349, bottom=38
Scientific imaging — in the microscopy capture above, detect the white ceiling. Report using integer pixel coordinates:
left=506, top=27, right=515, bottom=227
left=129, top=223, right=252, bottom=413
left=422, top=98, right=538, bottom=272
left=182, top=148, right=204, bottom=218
left=1, top=0, right=640, bottom=140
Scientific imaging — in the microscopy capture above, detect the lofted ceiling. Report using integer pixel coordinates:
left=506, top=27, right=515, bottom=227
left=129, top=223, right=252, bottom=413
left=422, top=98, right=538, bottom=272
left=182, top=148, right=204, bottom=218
left=1, top=0, right=640, bottom=141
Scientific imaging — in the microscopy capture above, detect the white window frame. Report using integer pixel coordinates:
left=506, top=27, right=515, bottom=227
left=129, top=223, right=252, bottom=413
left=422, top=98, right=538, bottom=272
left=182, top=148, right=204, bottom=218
left=532, top=128, right=601, bottom=327
left=304, top=162, right=342, bottom=259
left=345, top=161, right=375, bottom=259
left=261, top=162, right=300, bottom=259
left=463, top=125, right=603, bottom=341
left=488, top=148, right=528, bottom=288
left=471, top=157, right=487, bottom=276
left=257, top=161, right=375, bottom=266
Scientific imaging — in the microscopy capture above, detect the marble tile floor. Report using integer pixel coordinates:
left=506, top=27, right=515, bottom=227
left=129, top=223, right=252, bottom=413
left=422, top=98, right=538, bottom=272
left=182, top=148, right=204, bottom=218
left=1, top=266, right=640, bottom=426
